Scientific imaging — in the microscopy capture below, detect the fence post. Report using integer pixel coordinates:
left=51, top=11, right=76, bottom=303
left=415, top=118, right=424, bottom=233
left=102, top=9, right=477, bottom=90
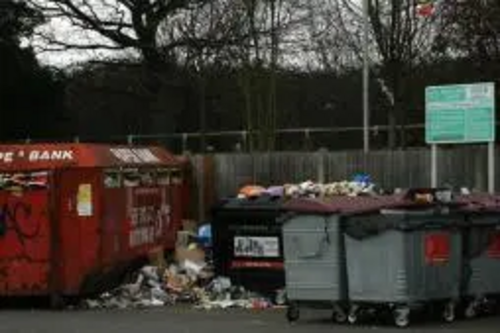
left=304, top=129, right=311, bottom=150
left=182, top=133, right=188, bottom=153
left=127, top=134, right=134, bottom=145
left=241, top=131, right=248, bottom=152
left=316, top=150, right=326, bottom=183
left=474, top=148, right=487, bottom=191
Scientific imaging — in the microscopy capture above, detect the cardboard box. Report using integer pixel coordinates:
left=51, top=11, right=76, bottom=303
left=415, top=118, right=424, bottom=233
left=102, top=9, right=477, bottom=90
left=182, top=219, right=198, bottom=233
left=176, top=231, right=191, bottom=248
left=148, top=246, right=167, bottom=270
left=175, top=245, right=205, bottom=264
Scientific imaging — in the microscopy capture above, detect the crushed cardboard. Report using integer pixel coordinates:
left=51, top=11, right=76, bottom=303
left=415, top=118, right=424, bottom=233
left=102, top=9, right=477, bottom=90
left=80, top=243, right=281, bottom=311
left=175, top=246, right=206, bottom=264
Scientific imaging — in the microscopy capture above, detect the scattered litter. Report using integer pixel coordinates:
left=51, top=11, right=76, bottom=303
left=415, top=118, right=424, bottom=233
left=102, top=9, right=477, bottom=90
left=79, top=243, right=282, bottom=311
left=79, top=176, right=379, bottom=311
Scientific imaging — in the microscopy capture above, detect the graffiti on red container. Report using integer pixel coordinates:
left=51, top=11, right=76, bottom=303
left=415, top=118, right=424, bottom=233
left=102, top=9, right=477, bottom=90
left=128, top=188, right=170, bottom=247
left=0, top=192, right=49, bottom=291
left=0, top=200, right=45, bottom=261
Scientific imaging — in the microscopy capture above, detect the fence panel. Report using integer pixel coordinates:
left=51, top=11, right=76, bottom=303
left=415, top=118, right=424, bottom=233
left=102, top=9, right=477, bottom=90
left=187, top=146, right=497, bottom=218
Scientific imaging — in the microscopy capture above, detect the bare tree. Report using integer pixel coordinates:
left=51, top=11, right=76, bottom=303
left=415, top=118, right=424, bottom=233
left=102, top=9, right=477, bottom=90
left=327, top=0, right=438, bottom=148
left=294, top=0, right=358, bottom=72
left=436, top=0, right=500, bottom=63
left=176, top=0, right=297, bottom=151
left=28, top=0, right=213, bottom=68
left=230, top=0, right=300, bottom=151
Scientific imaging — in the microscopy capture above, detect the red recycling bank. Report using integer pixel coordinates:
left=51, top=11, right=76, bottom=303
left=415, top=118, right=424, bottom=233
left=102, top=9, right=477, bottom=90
left=0, top=143, right=189, bottom=301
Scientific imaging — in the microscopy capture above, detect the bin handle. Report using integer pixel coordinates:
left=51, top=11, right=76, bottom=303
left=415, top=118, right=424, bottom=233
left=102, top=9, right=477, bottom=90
left=277, top=211, right=296, bottom=224
left=295, top=218, right=330, bottom=259
left=398, top=220, right=463, bottom=232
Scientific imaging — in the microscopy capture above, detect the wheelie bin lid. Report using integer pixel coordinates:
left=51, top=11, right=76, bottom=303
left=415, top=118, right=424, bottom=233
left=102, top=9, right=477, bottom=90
left=211, top=194, right=287, bottom=213
left=456, top=193, right=500, bottom=213
left=455, top=193, right=500, bottom=226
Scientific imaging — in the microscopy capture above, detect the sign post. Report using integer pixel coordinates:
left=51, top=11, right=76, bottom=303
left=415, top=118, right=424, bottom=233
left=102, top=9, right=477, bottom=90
left=425, top=82, right=496, bottom=192
left=489, top=141, right=495, bottom=193
left=431, top=144, right=437, bottom=188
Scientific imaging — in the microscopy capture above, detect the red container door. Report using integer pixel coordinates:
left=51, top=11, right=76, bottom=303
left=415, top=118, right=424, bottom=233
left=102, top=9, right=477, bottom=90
left=102, top=187, right=126, bottom=265
left=168, top=183, right=183, bottom=249
left=0, top=188, right=52, bottom=295
left=57, top=168, right=101, bottom=294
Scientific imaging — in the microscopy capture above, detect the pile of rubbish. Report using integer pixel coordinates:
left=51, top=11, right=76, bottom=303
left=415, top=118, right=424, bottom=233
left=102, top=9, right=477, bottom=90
left=80, top=246, right=282, bottom=311
left=238, top=174, right=376, bottom=199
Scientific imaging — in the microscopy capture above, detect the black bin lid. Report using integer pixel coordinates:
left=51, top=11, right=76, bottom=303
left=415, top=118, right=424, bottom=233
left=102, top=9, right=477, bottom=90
left=211, top=194, right=286, bottom=213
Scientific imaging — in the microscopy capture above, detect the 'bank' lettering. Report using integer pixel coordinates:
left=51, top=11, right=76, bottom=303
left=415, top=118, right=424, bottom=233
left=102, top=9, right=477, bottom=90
left=0, top=152, right=14, bottom=163
left=29, top=150, right=73, bottom=162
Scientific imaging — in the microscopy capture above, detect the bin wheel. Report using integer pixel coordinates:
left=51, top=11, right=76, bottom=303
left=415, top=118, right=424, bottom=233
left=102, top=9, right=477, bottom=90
left=347, top=305, right=360, bottom=324
left=393, top=308, right=411, bottom=328
left=286, top=303, right=300, bottom=323
left=465, top=303, right=478, bottom=319
left=443, top=302, right=456, bottom=323
left=347, top=313, right=358, bottom=324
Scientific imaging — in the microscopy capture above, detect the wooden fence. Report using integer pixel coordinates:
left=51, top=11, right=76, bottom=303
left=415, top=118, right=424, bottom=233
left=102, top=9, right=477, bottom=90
left=187, top=145, right=494, bottom=220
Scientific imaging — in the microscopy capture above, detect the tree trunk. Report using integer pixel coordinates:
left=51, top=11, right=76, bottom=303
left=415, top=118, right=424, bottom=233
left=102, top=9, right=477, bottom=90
left=387, top=62, right=401, bottom=149
left=198, top=73, right=207, bottom=153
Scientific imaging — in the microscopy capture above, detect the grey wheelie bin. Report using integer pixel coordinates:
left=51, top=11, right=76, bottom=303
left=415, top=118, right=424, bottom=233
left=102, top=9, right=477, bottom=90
left=281, top=195, right=408, bottom=324
left=344, top=204, right=464, bottom=328
left=458, top=194, right=500, bottom=318
left=282, top=212, right=347, bottom=323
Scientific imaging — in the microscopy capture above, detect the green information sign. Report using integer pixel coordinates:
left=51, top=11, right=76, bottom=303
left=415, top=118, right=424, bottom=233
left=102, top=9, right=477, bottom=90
left=425, top=82, right=496, bottom=144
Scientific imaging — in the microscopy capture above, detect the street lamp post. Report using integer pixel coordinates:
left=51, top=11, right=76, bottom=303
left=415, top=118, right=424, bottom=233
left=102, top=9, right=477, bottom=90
left=362, top=0, right=370, bottom=153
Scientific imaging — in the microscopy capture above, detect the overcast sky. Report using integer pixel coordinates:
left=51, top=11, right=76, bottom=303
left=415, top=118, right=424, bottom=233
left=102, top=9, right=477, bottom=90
left=30, top=0, right=365, bottom=69
left=32, top=17, right=125, bottom=67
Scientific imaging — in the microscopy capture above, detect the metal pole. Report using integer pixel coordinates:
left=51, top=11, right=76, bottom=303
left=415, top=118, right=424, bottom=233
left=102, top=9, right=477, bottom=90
left=488, top=141, right=495, bottom=193
left=362, top=0, right=370, bottom=153
left=431, top=144, right=437, bottom=187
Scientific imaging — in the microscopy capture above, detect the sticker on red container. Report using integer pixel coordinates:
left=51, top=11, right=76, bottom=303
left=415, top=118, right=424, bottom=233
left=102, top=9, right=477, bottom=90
left=425, top=233, right=450, bottom=265
left=487, top=232, right=500, bottom=259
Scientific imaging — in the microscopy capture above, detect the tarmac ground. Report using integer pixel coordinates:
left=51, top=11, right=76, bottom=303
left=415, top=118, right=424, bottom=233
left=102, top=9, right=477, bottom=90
left=0, top=305, right=499, bottom=333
